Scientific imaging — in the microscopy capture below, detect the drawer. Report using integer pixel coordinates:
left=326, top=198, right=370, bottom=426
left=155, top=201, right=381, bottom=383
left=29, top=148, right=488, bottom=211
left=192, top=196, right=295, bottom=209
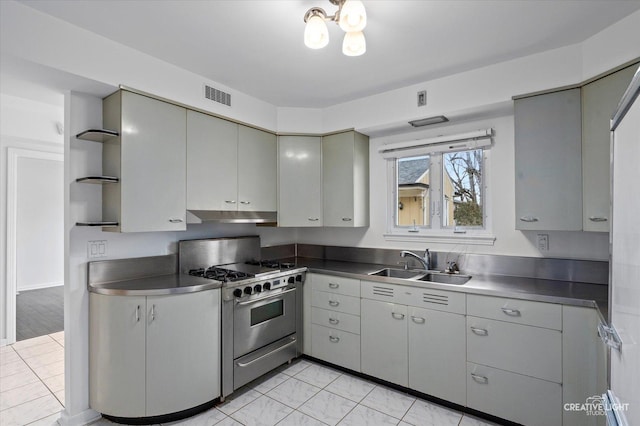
left=467, top=362, right=562, bottom=426
left=312, top=290, right=360, bottom=315
left=311, top=274, right=360, bottom=297
left=467, top=316, right=562, bottom=383
left=311, top=307, right=360, bottom=335
left=311, top=324, right=360, bottom=372
left=361, top=280, right=404, bottom=304
left=467, top=294, right=561, bottom=330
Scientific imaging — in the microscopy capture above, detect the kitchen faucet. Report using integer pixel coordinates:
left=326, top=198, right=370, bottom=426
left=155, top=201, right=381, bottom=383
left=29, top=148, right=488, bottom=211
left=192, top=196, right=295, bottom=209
left=400, top=249, right=431, bottom=271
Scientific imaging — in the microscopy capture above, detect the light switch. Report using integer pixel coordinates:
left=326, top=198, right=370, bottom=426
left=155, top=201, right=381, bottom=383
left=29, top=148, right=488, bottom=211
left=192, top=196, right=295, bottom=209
left=88, top=240, right=108, bottom=258
left=537, top=234, right=549, bottom=251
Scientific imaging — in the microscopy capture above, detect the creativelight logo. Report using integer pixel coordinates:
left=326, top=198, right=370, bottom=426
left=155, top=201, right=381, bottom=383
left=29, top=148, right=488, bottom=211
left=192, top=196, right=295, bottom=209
left=564, top=395, right=629, bottom=416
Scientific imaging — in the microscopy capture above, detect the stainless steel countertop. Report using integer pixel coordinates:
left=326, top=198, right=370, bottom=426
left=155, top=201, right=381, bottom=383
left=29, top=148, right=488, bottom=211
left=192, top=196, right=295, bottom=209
left=289, top=257, right=608, bottom=320
left=88, top=273, right=223, bottom=296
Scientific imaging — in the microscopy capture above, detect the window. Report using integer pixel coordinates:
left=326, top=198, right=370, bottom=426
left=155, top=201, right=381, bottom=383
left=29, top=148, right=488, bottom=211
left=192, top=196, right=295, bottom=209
left=382, top=129, right=495, bottom=244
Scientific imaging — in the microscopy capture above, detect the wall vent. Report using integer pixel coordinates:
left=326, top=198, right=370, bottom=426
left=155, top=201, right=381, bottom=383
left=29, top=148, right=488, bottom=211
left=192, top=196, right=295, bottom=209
left=372, top=285, right=394, bottom=297
left=422, top=292, right=448, bottom=306
left=204, top=85, right=231, bottom=107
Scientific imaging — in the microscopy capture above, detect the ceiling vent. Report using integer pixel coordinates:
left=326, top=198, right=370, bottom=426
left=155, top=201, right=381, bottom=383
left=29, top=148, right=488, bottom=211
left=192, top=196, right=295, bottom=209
left=204, top=85, right=231, bottom=107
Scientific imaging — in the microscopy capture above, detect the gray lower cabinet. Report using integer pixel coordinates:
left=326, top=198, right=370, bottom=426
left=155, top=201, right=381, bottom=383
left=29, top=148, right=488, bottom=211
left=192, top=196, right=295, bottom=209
left=89, top=290, right=220, bottom=417
left=514, top=88, right=582, bottom=230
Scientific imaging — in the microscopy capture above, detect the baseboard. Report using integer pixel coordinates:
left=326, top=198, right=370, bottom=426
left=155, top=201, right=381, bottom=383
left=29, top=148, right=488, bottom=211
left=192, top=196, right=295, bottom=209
left=17, top=281, right=64, bottom=292
left=58, top=408, right=101, bottom=426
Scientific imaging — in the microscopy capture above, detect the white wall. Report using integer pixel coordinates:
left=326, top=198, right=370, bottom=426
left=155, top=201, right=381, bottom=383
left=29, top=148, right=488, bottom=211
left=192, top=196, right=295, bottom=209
left=16, top=156, right=64, bottom=291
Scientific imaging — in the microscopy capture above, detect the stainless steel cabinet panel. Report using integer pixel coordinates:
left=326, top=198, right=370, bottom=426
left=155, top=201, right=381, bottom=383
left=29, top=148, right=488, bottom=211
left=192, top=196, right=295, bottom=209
left=466, top=294, right=562, bottom=330
left=311, top=324, right=360, bottom=372
left=514, top=88, right=582, bottom=230
left=238, top=125, right=277, bottom=212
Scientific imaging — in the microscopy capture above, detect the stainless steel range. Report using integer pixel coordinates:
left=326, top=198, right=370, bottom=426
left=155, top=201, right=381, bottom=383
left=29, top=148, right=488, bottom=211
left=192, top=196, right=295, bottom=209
left=179, top=236, right=306, bottom=399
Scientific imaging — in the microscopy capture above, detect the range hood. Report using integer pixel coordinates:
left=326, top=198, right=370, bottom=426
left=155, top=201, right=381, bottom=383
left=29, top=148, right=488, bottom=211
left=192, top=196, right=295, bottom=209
left=188, top=210, right=277, bottom=224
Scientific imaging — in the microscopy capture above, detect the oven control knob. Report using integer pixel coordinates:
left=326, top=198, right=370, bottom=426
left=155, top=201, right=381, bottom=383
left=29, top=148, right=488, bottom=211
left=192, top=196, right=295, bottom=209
left=233, top=288, right=243, bottom=298
left=244, top=286, right=253, bottom=295
left=287, top=276, right=295, bottom=284
left=263, top=282, right=272, bottom=290
left=254, top=284, right=262, bottom=293
left=296, top=275, right=303, bottom=282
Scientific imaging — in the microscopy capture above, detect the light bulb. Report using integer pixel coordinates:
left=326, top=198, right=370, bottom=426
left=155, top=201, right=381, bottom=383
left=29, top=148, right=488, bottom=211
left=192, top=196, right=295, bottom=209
left=339, top=0, right=367, bottom=32
left=304, top=14, right=329, bottom=49
left=342, top=31, right=366, bottom=56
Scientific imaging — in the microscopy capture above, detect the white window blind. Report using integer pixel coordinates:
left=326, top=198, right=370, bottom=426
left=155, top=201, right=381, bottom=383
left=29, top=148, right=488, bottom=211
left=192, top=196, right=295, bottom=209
left=378, top=128, right=494, bottom=159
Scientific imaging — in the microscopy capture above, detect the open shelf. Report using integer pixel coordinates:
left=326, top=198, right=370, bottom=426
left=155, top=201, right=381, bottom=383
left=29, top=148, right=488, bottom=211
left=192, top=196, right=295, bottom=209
left=76, top=176, right=119, bottom=184
left=76, top=222, right=119, bottom=228
left=76, top=129, right=119, bottom=142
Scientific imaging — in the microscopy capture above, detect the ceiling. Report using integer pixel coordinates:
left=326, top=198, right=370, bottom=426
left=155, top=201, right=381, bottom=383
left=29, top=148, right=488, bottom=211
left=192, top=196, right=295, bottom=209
left=18, top=0, right=640, bottom=108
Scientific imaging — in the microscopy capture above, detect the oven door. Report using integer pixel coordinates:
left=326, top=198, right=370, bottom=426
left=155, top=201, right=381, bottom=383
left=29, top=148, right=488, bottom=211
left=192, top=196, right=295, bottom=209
left=234, top=286, right=297, bottom=357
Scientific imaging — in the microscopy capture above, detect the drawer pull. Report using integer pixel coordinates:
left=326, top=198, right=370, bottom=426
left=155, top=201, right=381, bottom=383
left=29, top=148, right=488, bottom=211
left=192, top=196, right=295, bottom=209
left=225, top=200, right=237, bottom=204
left=342, top=217, right=352, bottom=222
left=501, top=307, right=521, bottom=317
left=519, top=216, right=539, bottom=222
left=411, top=316, right=425, bottom=324
left=589, top=216, right=608, bottom=222
left=329, top=318, right=339, bottom=325
left=391, top=312, right=405, bottom=320
left=169, top=218, right=183, bottom=223
left=329, top=336, right=340, bottom=343
left=329, top=300, right=340, bottom=307
left=471, top=373, right=489, bottom=384
left=135, top=305, right=140, bottom=322
left=240, top=201, right=251, bottom=205
left=328, top=283, right=340, bottom=289
left=308, top=218, right=320, bottom=221
left=470, top=326, right=488, bottom=336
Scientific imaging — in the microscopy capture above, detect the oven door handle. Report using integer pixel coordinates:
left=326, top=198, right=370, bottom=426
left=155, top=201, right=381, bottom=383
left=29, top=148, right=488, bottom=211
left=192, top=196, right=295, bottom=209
left=235, top=287, right=297, bottom=306
left=235, top=337, right=298, bottom=367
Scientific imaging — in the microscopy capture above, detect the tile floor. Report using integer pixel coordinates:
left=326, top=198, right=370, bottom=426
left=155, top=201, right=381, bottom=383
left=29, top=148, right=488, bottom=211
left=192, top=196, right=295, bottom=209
left=1, top=336, right=500, bottom=426
left=1, top=332, right=65, bottom=426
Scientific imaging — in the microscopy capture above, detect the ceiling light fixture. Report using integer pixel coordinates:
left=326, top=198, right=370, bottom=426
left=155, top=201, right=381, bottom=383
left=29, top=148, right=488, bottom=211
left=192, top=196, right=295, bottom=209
left=408, top=116, right=450, bottom=127
left=303, top=0, right=367, bottom=56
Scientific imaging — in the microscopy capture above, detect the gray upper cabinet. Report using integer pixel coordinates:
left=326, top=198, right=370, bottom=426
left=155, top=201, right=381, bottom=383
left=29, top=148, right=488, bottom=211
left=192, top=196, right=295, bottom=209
left=582, top=64, right=637, bottom=232
left=322, top=131, right=369, bottom=227
left=514, top=88, right=582, bottom=231
left=103, top=91, right=187, bottom=232
left=237, top=125, right=277, bottom=212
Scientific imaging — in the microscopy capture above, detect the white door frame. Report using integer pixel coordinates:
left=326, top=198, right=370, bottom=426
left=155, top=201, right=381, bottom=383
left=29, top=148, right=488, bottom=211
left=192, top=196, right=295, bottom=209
left=6, top=147, right=63, bottom=345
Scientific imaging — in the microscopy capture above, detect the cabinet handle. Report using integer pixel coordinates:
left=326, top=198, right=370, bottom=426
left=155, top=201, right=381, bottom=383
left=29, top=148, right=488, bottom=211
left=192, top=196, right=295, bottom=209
left=329, top=317, right=340, bottom=325
left=519, top=216, right=539, bottom=222
left=240, top=201, right=251, bottom=205
left=328, top=283, right=339, bottom=289
left=308, top=218, right=319, bottom=221
left=151, top=304, right=156, bottom=322
left=411, top=316, right=425, bottom=324
left=329, top=336, right=340, bottom=343
left=470, top=326, right=488, bottom=336
left=169, top=218, right=183, bottom=223
left=135, top=305, right=140, bottom=322
left=342, top=218, right=352, bottom=222
left=329, top=300, right=340, bottom=307
left=501, top=307, right=521, bottom=317
left=471, top=373, right=489, bottom=384
left=391, top=312, right=405, bottom=320
left=589, top=216, right=608, bottom=222
left=225, top=200, right=237, bottom=204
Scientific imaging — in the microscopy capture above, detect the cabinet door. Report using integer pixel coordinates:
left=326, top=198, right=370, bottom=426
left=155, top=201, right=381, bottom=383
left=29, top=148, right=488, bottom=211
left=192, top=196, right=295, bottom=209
left=323, top=131, right=369, bottom=227
left=361, top=299, right=408, bottom=386
left=408, top=307, right=466, bottom=406
left=146, top=290, right=220, bottom=416
left=120, top=91, right=187, bottom=232
left=186, top=111, right=238, bottom=211
left=311, top=324, right=360, bottom=372
left=514, top=88, right=582, bottom=230
left=582, top=64, right=637, bottom=231
left=89, top=294, right=146, bottom=417
left=238, top=125, right=277, bottom=211
left=278, top=136, right=323, bottom=226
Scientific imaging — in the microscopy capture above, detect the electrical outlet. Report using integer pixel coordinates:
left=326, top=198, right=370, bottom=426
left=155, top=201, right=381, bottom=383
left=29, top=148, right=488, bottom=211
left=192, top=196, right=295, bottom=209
left=417, top=90, right=427, bottom=107
left=537, top=234, right=549, bottom=251
left=88, top=240, right=107, bottom=258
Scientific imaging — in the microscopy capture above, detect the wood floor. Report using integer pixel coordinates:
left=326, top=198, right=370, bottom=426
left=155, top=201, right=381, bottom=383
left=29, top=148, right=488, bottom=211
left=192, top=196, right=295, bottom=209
left=16, top=286, right=64, bottom=342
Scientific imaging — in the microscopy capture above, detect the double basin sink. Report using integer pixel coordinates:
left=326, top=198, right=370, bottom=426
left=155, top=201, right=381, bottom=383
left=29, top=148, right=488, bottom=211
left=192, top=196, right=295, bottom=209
left=368, top=268, right=472, bottom=285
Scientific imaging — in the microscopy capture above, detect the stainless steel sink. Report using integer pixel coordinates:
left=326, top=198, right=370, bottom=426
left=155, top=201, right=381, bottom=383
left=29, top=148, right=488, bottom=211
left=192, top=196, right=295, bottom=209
left=368, top=268, right=426, bottom=279
left=417, top=273, right=472, bottom=285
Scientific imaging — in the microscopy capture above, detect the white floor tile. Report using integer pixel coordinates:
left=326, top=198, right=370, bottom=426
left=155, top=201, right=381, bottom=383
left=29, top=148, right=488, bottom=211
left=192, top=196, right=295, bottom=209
left=277, top=410, right=329, bottom=426
left=230, top=395, right=293, bottom=426
left=1, top=346, right=14, bottom=354
left=459, top=414, right=502, bottom=426
left=49, top=332, right=64, bottom=343
left=279, top=359, right=312, bottom=377
left=216, top=388, right=261, bottom=415
left=337, top=404, right=398, bottom=426
left=250, top=372, right=290, bottom=394
left=214, top=418, right=243, bottom=426
left=53, top=390, right=65, bottom=407
left=266, top=378, right=321, bottom=409
left=0, top=368, right=40, bottom=393
left=31, top=360, right=64, bottom=380
left=0, top=359, right=30, bottom=379
left=298, top=390, right=357, bottom=426
left=325, top=374, right=375, bottom=403
left=0, top=381, right=51, bottom=411
left=24, top=413, right=61, bottom=426
left=11, top=335, right=54, bottom=351
left=14, top=342, right=61, bottom=360
left=402, top=399, right=462, bottom=426
left=294, top=364, right=342, bottom=388
left=0, top=394, right=62, bottom=426
left=22, top=349, right=64, bottom=370
left=360, top=386, right=415, bottom=420
left=42, top=374, right=65, bottom=393
left=163, top=407, right=227, bottom=426
left=0, top=350, right=21, bottom=366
